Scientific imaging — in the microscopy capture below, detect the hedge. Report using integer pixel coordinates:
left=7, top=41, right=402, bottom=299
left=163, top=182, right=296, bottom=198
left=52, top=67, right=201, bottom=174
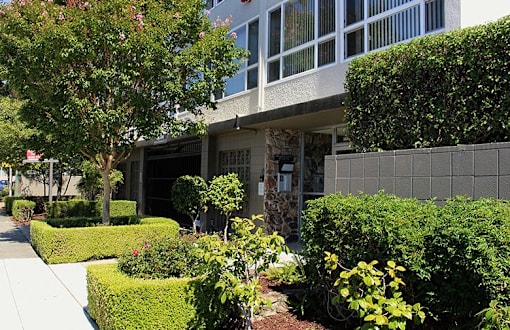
left=87, top=263, right=225, bottom=330
left=301, top=192, right=510, bottom=327
left=4, top=195, right=78, bottom=215
left=30, top=217, right=180, bottom=264
left=47, top=199, right=137, bottom=218
left=12, top=199, right=36, bottom=222
left=345, top=15, right=510, bottom=152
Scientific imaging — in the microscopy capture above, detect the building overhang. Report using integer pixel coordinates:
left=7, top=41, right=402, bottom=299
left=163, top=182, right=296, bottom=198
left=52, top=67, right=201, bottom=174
left=208, top=93, right=348, bottom=135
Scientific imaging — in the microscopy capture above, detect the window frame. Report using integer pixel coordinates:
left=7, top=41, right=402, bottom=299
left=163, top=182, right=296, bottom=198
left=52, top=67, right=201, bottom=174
left=216, top=18, right=260, bottom=100
left=267, top=0, right=337, bottom=84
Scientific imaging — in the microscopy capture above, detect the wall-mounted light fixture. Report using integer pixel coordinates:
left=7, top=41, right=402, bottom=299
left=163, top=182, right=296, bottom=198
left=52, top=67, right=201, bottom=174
left=234, top=114, right=257, bottom=134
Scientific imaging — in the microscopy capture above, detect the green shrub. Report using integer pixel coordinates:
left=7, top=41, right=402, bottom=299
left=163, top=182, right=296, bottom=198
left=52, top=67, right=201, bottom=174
left=95, top=200, right=137, bottom=218
left=118, top=235, right=205, bottom=279
left=46, top=216, right=140, bottom=228
left=324, top=256, right=426, bottom=329
left=4, top=196, right=24, bottom=215
left=301, top=192, right=510, bottom=327
left=425, top=197, right=510, bottom=321
left=47, top=199, right=136, bottom=218
left=30, top=217, right=180, bottom=263
left=476, top=300, right=510, bottom=330
left=87, top=263, right=225, bottom=330
left=47, top=199, right=96, bottom=218
left=12, top=199, right=36, bottom=221
left=345, top=15, right=510, bottom=151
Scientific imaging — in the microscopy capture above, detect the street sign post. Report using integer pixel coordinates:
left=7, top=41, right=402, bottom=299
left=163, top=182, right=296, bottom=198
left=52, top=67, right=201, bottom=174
left=23, top=151, right=59, bottom=202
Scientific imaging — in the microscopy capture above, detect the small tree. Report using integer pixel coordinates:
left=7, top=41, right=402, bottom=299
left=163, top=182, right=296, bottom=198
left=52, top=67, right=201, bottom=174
left=208, top=173, right=245, bottom=242
left=200, top=215, right=289, bottom=330
left=171, top=175, right=208, bottom=234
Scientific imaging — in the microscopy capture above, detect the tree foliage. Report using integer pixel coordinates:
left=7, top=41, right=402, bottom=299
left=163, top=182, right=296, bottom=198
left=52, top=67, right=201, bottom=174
left=208, top=173, right=245, bottom=242
left=171, top=175, right=208, bottom=234
left=345, top=15, right=510, bottom=152
left=0, top=0, right=246, bottom=223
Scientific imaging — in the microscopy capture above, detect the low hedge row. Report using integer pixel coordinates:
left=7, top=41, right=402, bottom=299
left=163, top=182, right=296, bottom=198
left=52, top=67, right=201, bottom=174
left=12, top=199, right=36, bottom=222
left=4, top=195, right=78, bottom=215
left=87, top=263, right=223, bottom=330
left=301, top=192, right=510, bottom=327
left=47, top=199, right=137, bottom=218
left=31, top=217, right=180, bottom=264
left=47, top=216, right=140, bottom=228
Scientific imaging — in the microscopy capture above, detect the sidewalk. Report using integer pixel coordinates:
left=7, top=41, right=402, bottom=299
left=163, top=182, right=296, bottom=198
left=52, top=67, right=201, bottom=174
left=0, top=213, right=98, bottom=330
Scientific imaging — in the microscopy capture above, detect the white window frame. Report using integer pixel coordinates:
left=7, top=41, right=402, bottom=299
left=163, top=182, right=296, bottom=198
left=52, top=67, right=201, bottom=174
left=341, top=0, right=445, bottom=61
left=266, top=0, right=337, bottom=84
left=216, top=18, right=259, bottom=100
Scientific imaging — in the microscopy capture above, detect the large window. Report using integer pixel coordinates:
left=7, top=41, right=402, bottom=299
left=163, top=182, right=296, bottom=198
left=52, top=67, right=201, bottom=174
left=268, top=0, right=336, bottom=83
left=217, top=19, right=259, bottom=99
left=344, top=0, right=445, bottom=59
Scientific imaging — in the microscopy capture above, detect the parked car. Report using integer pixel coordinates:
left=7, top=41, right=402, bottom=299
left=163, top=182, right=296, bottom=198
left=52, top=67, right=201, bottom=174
left=0, top=180, right=8, bottom=191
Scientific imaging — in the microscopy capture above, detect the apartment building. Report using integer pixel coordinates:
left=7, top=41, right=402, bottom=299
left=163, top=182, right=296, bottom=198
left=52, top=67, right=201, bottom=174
left=121, top=0, right=510, bottom=241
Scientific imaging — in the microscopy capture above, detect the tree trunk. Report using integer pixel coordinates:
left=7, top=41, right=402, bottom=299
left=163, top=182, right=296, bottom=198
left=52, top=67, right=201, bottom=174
left=102, top=171, right=111, bottom=225
left=100, top=155, right=113, bottom=225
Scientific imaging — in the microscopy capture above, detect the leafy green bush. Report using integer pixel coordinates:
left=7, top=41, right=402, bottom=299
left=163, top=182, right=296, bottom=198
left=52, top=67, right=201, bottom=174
left=30, top=217, right=180, bottom=263
left=264, top=259, right=306, bottom=285
left=425, top=197, right=510, bottom=321
left=324, top=256, right=426, bottom=329
left=476, top=300, right=510, bottom=330
left=345, top=15, right=510, bottom=151
left=301, top=192, right=510, bottom=327
left=46, top=216, right=140, bottom=228
left=12, top=199, right=36, bottom=221
left=118, top=236, right=205, bottom=279
left=87, top=263, right=224, bottom=330
left=47, top=199, right=96, bottom=218
left=199, top=215, right=288, bottom=328
left=47, top=199, right=136, bottom=218
left=4, top=196, right=25, bottom=215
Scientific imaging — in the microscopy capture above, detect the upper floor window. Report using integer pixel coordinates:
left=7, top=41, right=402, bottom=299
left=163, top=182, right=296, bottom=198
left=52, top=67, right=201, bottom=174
left=344, top=0, right=445, bottom=59
left=206, top=0, right=224, bottom=10
left=268, top=0, right=336, bottom=83
left=216, top=19, right=259, bottom=99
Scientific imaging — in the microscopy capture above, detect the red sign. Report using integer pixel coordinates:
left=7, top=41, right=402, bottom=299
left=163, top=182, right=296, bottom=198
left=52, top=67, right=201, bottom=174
left=26, top=150, right=42, bottom=161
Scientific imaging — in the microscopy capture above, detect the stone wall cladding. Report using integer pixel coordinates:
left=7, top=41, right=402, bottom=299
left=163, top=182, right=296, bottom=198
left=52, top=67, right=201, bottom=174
left=264, top=128, right=301, bottom=242
left=325, top=142, right=510, bottom=201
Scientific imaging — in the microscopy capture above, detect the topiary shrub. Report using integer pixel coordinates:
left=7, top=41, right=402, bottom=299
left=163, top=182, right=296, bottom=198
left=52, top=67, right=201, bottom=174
left=12, top=199, right=36, bottom=222
left=171, top=175, right=208, bottom=234
left=208, top=173, right=245, bottom=242
left=95, top=200, right=137, bottom=218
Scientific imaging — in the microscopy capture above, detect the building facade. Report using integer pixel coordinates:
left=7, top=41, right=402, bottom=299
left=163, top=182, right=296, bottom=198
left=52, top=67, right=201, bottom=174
left=120, top=0, right=510, bottom=241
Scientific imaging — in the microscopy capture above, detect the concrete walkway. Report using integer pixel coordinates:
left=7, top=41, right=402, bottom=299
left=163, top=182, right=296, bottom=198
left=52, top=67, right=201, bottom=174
left=0, top=213, right=98, bottom=330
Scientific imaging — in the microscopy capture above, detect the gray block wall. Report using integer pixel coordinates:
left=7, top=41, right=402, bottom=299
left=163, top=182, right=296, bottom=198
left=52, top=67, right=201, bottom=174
left=324, top=142, right=510, bottom=201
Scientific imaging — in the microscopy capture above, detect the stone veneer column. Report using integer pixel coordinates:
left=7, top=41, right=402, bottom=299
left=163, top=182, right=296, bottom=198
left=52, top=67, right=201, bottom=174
left=264, top=128, right=301, bottom=242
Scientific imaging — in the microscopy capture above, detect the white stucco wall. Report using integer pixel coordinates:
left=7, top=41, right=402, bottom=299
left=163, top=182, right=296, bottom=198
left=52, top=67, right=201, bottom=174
left=460, top=0, right=510, bottom=28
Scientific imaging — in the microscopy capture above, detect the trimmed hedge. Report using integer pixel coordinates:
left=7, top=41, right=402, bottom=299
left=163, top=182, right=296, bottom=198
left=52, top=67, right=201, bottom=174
left=47, top=199, right=137, bottom=218
left=345, top=15, right=510, bottom=152
left=12, top=199, right=36, bottom=221
left=4, top=196, right=25, bottom=215
left=31, top=217, right=180, bottom=264
left=4, top=195, right=78, bottom=215
left=46, top=216, right=140, bottom=228
left=87, top=263, right=223, bottom=330
left=301, top=192, right=510, bottom=327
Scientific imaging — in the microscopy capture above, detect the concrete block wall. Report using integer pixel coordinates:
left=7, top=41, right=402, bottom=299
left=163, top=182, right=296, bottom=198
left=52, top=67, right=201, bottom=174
left=324, top=142, right=510, bottom=201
